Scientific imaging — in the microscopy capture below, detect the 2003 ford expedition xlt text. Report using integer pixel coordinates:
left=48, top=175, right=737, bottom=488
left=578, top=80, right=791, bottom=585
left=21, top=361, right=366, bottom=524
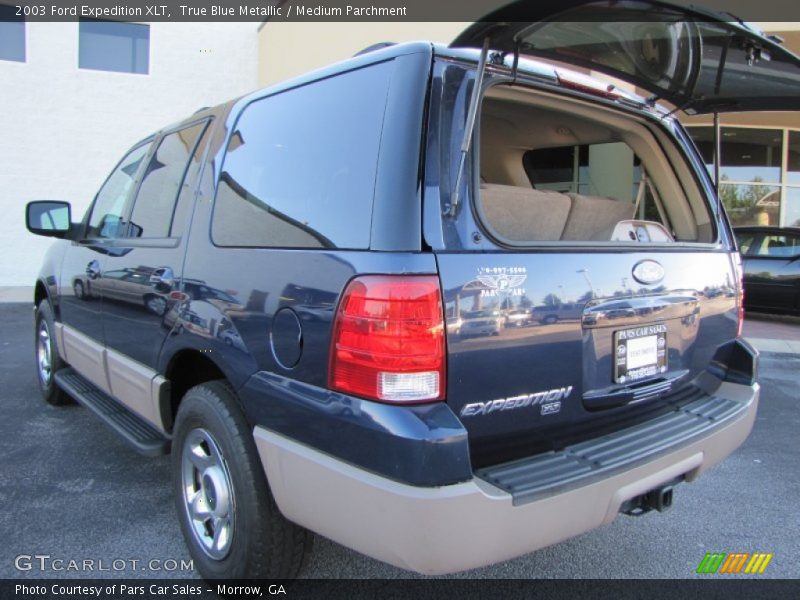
left=26, top=0, right=800, bottom=579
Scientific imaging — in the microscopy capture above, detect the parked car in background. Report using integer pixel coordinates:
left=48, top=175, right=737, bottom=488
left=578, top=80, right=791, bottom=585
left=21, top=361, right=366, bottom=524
left=734, top=226, right=800, bottom=316
left=505, top=308, right=533, bottom=327
left=532, top=302, right=583, bottom=325
left=459, top=308, right=506, bottom=337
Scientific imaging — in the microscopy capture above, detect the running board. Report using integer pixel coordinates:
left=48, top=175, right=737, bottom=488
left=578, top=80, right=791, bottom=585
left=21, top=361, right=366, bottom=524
left=55, top=368, right=170, bottom=456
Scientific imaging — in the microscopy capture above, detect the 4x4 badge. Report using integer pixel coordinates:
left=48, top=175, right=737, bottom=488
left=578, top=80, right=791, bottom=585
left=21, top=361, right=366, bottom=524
left=632, top=260, right=665, bottom=285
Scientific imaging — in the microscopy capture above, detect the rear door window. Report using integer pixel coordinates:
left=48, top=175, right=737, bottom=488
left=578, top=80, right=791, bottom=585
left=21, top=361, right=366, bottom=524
left=212, top=61, right=393, bottom=248
left=128, top=121, right=208, bottom=238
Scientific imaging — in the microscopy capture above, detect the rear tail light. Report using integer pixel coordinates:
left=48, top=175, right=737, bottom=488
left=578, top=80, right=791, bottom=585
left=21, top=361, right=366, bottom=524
left=329, top=275, right=446, bottom=403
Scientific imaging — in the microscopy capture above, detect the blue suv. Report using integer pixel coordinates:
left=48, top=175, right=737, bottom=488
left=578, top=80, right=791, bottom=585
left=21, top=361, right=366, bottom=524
left=26, top=0, right=800, bottom=578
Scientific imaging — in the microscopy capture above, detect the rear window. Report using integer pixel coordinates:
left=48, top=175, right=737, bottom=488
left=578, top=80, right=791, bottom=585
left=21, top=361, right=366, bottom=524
left=212, top=61, right=393, bottom=249
left=477, top=84, right=713, bottom=245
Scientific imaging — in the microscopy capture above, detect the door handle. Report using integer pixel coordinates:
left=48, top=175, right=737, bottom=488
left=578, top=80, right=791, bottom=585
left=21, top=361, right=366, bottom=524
left=86, top=260, right=101, bottom=280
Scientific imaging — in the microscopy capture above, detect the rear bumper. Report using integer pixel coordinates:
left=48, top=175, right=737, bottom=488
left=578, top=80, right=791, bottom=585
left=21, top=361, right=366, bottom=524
left=254, top=380, right=758, bottom=575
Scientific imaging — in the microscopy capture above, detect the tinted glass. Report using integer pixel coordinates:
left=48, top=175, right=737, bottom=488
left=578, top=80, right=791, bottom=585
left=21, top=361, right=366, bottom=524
left=788, top=131, right=800, bottom=186
left=751, top=234, right=800, bottom=257
left=212, top=62, right=392, bottom=248
left=170, top=123, right=211, bottom=237
left=79, top=20, right=149, bottom=74
left=130, top=122, right=207, bottom=238
left=512, top=5, right=800, bottom=112
left=687, top=127, right=715, bottom=168
left=522, top=147, right=575, bottom=190
left=0, top=6, right=25, bottom=62
left=87, top=144, right=149, bottom=238
left=786, top=187, right=800, bottom=228
left=688, top=127, right=782, bottom=183
left=734, top=232, right=756, bottom=255
left=719, top=184, right=780, bottom=227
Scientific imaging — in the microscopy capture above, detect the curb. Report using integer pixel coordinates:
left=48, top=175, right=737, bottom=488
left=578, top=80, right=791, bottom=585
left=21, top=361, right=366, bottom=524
left=0, top=287, right=33, bottom=303
left=744, top=337, right=800, bottom=357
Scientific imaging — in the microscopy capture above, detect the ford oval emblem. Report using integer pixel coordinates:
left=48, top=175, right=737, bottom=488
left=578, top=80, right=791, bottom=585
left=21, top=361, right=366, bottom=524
left=632, top=260, right=664, bottom=285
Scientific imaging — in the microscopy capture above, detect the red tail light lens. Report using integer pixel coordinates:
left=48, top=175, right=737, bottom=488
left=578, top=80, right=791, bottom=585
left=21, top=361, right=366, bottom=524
left=329, top=275, right=446, bottom=403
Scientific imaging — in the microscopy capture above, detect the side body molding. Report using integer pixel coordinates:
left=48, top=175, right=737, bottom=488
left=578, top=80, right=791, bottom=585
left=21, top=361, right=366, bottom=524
left=55, top=323, right=169, bottom=433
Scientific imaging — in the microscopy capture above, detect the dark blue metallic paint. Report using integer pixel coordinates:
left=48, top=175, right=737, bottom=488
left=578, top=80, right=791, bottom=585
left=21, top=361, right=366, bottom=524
left=423, top=56, right=742, bottom=467
left=241, top=371, right=472, bottom=486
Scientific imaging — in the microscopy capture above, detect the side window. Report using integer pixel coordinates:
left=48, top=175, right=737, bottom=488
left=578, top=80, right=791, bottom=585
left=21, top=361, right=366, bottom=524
left=212, top=61, right=393, bottom=248
left=129, top=122, right=207, bottom=238
left=86, top=143, right=150, bottom=239
left=79, top=19, right=149, bottom=74
left=753, top=234, right=800, bottom=257
left=735, top=233, right=756, bottom=255
left=0, top=5, right=25, bottom=62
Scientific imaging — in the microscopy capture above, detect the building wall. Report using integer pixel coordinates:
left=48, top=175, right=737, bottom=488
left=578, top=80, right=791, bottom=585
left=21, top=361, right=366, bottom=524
left=1, top=22, right=259, bottom=286
left=257, top=21, right=469, bottom=86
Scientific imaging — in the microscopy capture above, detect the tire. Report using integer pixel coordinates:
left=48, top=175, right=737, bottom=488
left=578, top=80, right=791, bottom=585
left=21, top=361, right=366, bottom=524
left=73, top=280, right=85, bottom=300
left=34, top=301, right=72, bottom=406
left=144, top=294, right=168, bottom=316
left=172, top=381, right=313, bottom=579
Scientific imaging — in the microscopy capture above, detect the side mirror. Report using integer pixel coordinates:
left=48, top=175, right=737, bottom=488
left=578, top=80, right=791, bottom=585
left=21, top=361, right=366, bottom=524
left=26, top=201, right=72, bottom=238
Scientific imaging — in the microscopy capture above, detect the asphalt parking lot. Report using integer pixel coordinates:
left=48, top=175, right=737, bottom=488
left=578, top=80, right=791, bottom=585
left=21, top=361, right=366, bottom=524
left=2, top=302, right=798, bottom=579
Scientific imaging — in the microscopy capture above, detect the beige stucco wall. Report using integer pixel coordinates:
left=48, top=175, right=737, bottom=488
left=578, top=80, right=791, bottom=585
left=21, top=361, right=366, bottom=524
left=257, top=22, right=468, bottom=87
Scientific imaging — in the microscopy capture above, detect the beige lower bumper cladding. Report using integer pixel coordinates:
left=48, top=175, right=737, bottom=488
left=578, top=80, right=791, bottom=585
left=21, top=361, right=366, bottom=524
left=254, top=384, right=758, bottom=575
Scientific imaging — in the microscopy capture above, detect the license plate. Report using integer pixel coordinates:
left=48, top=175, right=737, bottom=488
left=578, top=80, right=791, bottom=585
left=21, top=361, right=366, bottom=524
left=614, top=324, right=668, bottom=384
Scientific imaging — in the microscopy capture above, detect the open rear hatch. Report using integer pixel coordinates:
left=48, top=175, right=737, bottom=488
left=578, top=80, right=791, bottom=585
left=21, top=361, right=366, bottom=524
left=432, top=0, right=781, bottom=467
left=451, top=0, right=800, bottom=114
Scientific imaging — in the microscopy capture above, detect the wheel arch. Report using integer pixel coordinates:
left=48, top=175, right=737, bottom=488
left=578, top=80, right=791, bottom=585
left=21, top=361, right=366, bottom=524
left=34, top=278, right=60, bottom=320
left=161, top=348, right=235, bottom=433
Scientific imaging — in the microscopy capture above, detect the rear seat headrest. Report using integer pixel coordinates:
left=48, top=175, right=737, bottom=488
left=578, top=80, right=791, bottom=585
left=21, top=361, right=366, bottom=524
left=561, top=193, right=636, bottom=241
left=477, top=184, right=636, bottom=243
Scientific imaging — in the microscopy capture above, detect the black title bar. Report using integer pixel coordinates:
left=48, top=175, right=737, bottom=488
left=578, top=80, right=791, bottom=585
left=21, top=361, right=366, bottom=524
left=3, top=0, right=800, bottom=22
